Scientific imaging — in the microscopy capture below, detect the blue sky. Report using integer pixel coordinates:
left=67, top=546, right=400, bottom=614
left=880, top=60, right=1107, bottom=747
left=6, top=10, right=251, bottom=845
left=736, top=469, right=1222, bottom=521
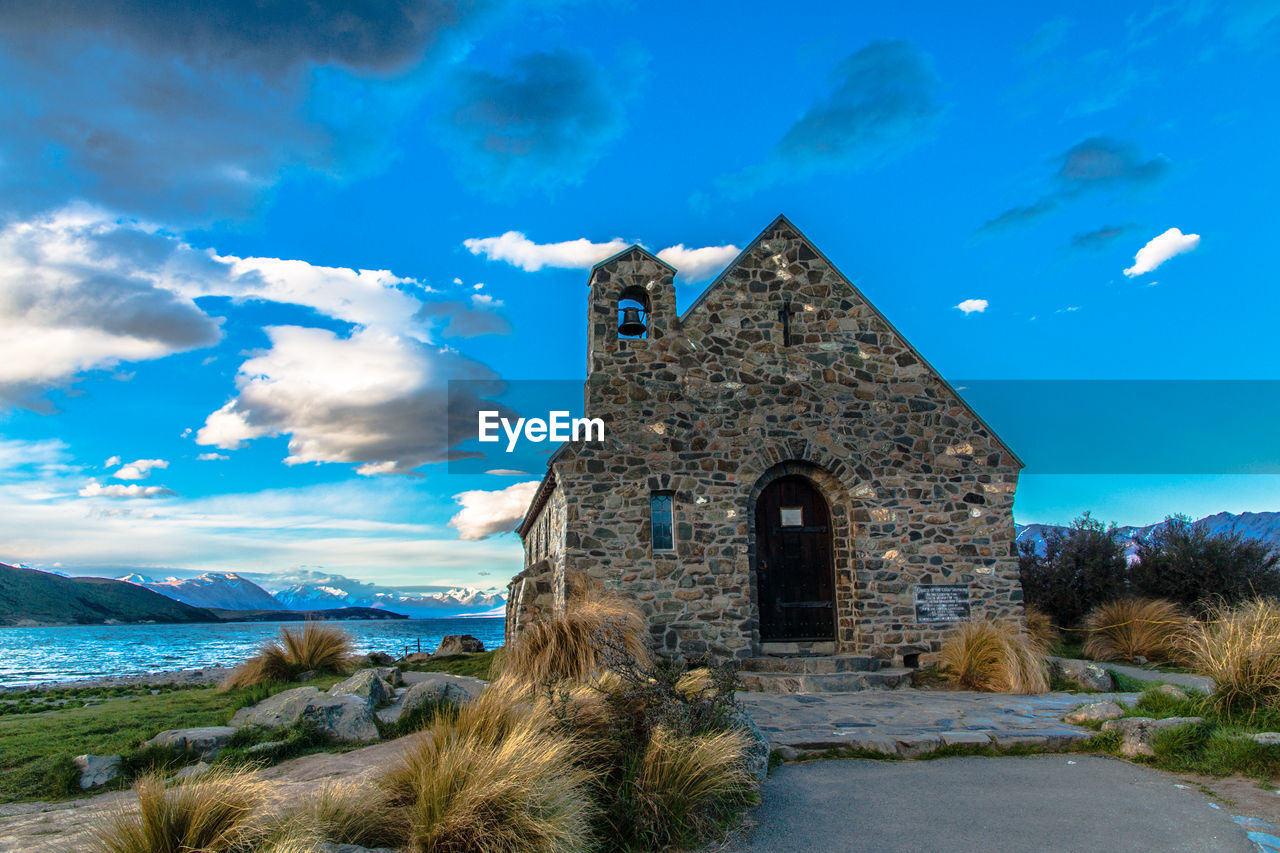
left=1, top=0, right=1277, bottom=589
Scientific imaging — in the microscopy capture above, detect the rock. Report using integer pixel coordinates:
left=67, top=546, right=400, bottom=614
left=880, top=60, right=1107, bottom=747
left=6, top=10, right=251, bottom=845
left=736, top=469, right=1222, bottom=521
left=1064, top=701, right=1126, bottom=725
left=230, top=686, right=320, bottom=729
left=246, top=740, right=289, bottom=755
left=296, top=670, right=317, bottom=683
left=144, top=726, right=237, bottom=760
left=230, top=685, right=380, bottom=743
left=74, top=754, right=121, bottom=789
left=1149, top=684, right=1189, bottom=703
left=371, top=666, right=401, bottom=687
left=1133, top=655, right=1149, bottom=666
left=729, top=707, right=770, bottom=782
left=1048, top=658, right=1114, bottom=692
left=171, top=761, right=211, bottom=782
left=378, top=673, right=486, bottom=725
left=399, top=652, right=433, bottom=664
left=1247, top=732, right=1280, bottom=746
left=434, top=635, right=485, bottom=656
left=1101, top=716, right=1204, bottom=758
left=328, top=670, right=394, bottom=708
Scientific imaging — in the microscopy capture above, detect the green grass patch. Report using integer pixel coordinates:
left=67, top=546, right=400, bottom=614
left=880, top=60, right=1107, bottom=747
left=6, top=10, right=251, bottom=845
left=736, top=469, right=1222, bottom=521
left=397, top=650, right=497, bottom=680
left=0, top=675, right=342, bottom=803
left=1109, top=670, right=1156, bottom=693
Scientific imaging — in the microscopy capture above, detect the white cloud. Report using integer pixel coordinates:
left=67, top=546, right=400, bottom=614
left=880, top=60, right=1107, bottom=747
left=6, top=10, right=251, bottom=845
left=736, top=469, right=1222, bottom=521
left=112, top=458, right=169, bottom=480
left=955, top=298, right=989, bottom=314
left=485, top=468, right=530, bottom=476
left=656, top=244, right=740, bottom=282
left=471, top=293, right=502, bottom=308
left=1123, top=227, right=1200, bottom=277
left=448, top=481, right=540, bottom=540
left=197, top=326, right=494, bottom=474
left=79, top=480, right=176, bottom=499
left=463, top=231, right=630, bottom=271
left=104, top=455, right=121, bottom=468
left=197, top=452, right=229, bottom=461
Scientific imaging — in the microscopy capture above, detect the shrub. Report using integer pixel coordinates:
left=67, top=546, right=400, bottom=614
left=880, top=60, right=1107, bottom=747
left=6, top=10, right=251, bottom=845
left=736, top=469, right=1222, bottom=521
left=221, top=622, right=355, bottom=690
left=498, top=588, right=648, bottom=685
left=1018, top=513, right=1128, bottom=628
left=1082, top=598, right=1191, bottom=664
left=1023, top=605, right=1059, bottom=653
left=1131, top=515, right=1280, bottom=609
left=938, top=619, right=1049, bottom=694
left=1183, top=599, right=1280, bottom=717
left=93, top=768, right=273, bottom=853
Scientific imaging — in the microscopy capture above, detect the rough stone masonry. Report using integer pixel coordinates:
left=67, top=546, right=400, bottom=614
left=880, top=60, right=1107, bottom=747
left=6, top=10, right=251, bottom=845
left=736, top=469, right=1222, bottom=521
left=505, top=215, right=1024, bottom=667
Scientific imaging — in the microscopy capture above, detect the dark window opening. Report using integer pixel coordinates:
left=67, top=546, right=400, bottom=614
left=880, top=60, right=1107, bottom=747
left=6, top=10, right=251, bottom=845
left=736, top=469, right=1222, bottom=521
left=779, top=301, right=797, bottom=346
left=651, top=492, right=675, bottom=551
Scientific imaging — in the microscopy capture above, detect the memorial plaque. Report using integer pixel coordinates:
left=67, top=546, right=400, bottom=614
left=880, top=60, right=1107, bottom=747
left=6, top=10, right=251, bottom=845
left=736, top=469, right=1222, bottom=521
left=913, top=584, right=971, bottom=624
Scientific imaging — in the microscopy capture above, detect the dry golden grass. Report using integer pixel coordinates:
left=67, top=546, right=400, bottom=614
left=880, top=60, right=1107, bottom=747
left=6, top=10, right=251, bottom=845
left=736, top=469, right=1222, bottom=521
left=93, top=768, right=274, bottom=853
left=282, top=780, right=405, bottom=851
left=938, top=619, right=1049, bottom=693
left=1184, top=598, right=1280, bottom=715
left=1082, top=598, right=1191, bottom=664
left=631, top=726, right=752, bottom=847
left=498, top=589, right=648, bottom=686
left=221, top=622, right=356, bottom=690
left=1023, top=605, right=1059, bottom=653
left=378, top=703, right=599, bottom=853
left=675, top=667, right=713, bottom=699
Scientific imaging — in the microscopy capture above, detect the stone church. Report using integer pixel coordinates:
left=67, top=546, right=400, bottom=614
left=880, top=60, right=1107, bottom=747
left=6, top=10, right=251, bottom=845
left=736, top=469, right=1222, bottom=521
left=505, top=216, right=1023, bottom=669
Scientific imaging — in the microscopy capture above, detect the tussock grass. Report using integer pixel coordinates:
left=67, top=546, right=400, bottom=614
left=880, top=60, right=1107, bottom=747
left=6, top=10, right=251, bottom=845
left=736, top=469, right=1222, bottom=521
left=1023, top=605, right=1059, bottom=653
left=282, top=780, right=405, bottom=851
left=379, top=705, right=599, bottom=853
left=498, top=589, right=648, bottom=685
left=93, top=768, right=278, bottom=853
left=938, top=619, right=1049, bottom=694
left=1082, top=598, right=1191, bottom=664
left=630, top=726, right=752, bottom=848
left=1184, top=598, right=1280, bottom=716
left=221, top=623, right=356, bottom=690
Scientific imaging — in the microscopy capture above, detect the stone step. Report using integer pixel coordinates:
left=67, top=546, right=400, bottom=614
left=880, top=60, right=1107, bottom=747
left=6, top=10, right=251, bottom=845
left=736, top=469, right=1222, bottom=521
left=740, top=655, right=884, bottom=675
left=737, top=668, right=914, bottom=694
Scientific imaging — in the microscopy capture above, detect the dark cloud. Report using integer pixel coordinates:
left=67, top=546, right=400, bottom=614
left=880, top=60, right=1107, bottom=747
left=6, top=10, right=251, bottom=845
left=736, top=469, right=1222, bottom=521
left=979, top=137, right=1169, bottom=232
left=775, top=40, right=941, bottom=166
left=1070, top=224, right=1134, bottom=250
left=440, top=48, right=629, bottom=190
left=0, top=2, right=499, bottom=221
left=415, top=299, right=512, bottom=337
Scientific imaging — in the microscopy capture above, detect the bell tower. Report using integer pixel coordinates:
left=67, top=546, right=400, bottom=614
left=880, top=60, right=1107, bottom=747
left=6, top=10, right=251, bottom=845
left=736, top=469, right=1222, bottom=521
left=585, top=245, right=677, bottom=376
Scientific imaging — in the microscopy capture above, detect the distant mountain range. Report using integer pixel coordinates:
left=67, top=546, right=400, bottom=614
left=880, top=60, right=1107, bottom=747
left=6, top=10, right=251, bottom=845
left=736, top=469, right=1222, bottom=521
left=1016, top=511, right=1280, bottom=560
left=110, top=570, right=506, bottom=619
left=0, top=563, right=213, bottom=627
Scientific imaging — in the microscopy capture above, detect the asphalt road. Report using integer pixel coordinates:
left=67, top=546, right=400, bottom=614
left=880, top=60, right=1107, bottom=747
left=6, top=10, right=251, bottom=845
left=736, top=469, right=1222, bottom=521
left=723, top=755, right=1255, bottom=853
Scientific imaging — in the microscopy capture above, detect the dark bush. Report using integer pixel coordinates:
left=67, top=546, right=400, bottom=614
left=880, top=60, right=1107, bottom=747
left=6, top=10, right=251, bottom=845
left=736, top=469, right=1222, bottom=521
left=1130, top=515, right=1280, bottom=609
left=1019, top=512, right=1128, bottom=628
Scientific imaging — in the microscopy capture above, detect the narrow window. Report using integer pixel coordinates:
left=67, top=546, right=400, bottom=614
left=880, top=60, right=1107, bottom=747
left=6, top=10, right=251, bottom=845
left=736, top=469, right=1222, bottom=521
left=650, top=492, right=675, bottom=552
left=779, top=301, right=795, bottom=346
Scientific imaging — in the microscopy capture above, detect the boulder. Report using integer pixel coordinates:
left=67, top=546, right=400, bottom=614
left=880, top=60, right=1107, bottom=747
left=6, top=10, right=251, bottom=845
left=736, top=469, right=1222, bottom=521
left=1247, top=732, right=1280, bottom=746
left=1149, top=684, right=1189, bottom=703
left=328, top=670, right=394, bottom=708
left=1064, top=700, right=1126, bottom=725
left=378, top=673, right=486, bottom=725
left=1048, top=658, right=1114, bottom=692
left=434, top=635, right=486, bottom=656
left=399, top=652, right=433, bottom=664
left=729, top=707, right=771, bottom=783
left=74, top=754, right=121, bottom=789
left=230, top=685, right=380, bottom=743
left=171, top=761, right=211, bottom=782
left=371, top=666, right=402, bottom=687
left=144, top=726, right=238, bottom=760
left=1101, top=716, right=1203, bottom=758
left=230, top=686, right=320, bottom=730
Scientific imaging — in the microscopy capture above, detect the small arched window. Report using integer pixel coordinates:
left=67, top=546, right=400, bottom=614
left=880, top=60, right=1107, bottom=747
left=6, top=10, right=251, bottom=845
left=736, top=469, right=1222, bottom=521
left=618, top=285, right=650, bottom=339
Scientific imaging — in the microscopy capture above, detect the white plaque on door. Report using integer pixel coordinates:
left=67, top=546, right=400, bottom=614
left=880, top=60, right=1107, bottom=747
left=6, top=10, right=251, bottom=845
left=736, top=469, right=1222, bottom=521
left=780, top=507, right=803, bottom=527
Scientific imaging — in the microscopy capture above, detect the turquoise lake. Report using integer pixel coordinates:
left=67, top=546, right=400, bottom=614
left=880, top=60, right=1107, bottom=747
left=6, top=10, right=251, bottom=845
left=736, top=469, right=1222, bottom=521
left=0, top=617, right=505, bottom=686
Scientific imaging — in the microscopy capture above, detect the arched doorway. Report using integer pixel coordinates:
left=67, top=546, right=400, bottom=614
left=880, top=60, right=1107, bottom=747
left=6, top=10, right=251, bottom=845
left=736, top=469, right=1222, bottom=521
left=754, top=474, right=836, bottom=641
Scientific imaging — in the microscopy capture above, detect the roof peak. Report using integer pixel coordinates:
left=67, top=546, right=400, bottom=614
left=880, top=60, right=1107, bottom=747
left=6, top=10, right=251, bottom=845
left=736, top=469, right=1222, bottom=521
left=590, top=243, right=676, bottom=274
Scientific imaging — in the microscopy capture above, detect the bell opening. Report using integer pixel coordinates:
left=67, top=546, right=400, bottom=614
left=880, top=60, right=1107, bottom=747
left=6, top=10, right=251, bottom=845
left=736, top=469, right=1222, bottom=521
left=618, top=300, right=648, bottom=339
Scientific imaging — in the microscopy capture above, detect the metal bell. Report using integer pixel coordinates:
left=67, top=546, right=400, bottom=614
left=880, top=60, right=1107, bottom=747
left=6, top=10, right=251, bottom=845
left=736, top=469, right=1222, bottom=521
left=618, top=306, right=647, bottom=336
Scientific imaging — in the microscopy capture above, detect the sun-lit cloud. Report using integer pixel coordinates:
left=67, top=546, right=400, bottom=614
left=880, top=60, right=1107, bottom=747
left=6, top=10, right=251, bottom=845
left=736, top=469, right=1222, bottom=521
left=464, top=231, right=631, bottom=271
left=79, top=480, right=176, bottom=499
left=112, top=458, right=169, bottom=480
left=955, top=298, right=989, bottom=315
left=1123, top=228, right=1201, bottom=277
left=448, top=480, right=540, bottom=540
left=197, top=452, right=229, bottom=461
left=656, top=244, right=741, bottom=283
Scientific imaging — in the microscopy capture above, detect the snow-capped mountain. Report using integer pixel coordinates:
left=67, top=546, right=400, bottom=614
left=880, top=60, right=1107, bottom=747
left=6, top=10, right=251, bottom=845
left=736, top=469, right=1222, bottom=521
left=117, top=572, right=283, bottom=611
left=1016, top=511, right=1280, bottom=560
left=272, top=583, right=504, bottom=618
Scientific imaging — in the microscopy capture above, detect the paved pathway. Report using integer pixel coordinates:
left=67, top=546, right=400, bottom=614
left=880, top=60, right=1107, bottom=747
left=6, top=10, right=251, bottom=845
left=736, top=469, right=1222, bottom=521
left=722, top=755, right=1256, bottom=852
left=739, top=688, right=1136, bottom=757
left=1102, top=661, right=1215, bottom=692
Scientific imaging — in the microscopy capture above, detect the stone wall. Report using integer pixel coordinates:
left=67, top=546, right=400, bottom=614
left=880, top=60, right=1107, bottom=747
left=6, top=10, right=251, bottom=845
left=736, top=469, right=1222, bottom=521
left=514, top=217, right=1023, bottom=664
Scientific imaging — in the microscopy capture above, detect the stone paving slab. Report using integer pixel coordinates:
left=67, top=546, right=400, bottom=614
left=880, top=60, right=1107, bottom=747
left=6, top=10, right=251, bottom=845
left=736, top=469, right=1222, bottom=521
left=739, top=688, right=1139, bottom=758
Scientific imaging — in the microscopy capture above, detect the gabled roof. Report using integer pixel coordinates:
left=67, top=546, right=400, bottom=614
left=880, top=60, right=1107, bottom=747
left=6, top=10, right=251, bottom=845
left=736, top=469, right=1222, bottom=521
left=680, top=214, right=1024, bottom=468
left=590, top=244, right=676, bottom=275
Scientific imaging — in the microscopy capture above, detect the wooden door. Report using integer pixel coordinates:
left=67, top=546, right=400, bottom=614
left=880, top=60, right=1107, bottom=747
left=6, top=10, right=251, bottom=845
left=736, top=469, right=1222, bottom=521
left=755, top=475, right=835, bottom=641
